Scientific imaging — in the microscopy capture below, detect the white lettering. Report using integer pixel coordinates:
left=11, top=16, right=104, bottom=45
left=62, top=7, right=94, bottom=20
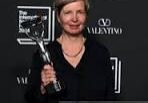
left=19, top=10, right=27, bottom=16
left=87, top=27, right=123, bottom=35
left=17, top=77, right=28, bottom=85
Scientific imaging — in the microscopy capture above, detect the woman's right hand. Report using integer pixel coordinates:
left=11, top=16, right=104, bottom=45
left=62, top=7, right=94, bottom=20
left=41, top=64, right=56, bottom=87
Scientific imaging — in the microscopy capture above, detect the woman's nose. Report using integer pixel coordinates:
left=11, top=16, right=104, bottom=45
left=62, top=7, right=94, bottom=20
left=71, top=12, right=78, bottom=22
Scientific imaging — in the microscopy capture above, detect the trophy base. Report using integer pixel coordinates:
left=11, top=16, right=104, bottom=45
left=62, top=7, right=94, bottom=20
left=45, top=81, right=64, bottom=95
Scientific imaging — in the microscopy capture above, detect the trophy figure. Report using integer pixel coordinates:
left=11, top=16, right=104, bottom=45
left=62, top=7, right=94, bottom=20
left=21, top=17, right=62, bottom=94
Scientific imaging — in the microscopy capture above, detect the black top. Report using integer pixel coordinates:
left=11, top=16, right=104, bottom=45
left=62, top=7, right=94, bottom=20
left=25, top=36, right=115, bottom=103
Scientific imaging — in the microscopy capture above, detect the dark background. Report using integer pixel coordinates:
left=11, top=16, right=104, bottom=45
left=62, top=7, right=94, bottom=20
left=0, top=0, right=148, bottom=103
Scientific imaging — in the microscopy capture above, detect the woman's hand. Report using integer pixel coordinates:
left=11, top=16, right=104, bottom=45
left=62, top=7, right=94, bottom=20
left=40, top=64, right=56, bottom=94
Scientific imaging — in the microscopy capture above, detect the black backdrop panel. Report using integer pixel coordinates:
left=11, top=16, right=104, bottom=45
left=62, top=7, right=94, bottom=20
left=0, top=0, right=148, bottom=102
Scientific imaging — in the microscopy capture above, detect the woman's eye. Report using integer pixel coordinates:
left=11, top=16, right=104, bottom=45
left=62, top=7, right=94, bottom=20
left=64, top=11, right=71, bottom=14
left=79, top=11, right=86, bottom=14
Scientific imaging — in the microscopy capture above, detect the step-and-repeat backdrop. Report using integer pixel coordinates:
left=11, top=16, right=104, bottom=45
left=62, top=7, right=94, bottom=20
left=0, top=0, right=148, bottom=103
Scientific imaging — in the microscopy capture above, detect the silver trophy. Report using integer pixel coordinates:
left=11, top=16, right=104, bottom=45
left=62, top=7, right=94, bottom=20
left=21, top=17, right=62, bottom=94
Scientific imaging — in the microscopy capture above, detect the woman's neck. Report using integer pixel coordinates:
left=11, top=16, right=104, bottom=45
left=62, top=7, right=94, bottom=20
left=61, top=33, right=84, bottom=44
left=58, top=33, right=85, bottom=58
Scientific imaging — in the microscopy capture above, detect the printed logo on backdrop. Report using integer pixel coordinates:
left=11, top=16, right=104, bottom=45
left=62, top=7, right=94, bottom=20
left=16, top=56, right=122, bottom=94
left=17, top=6, right=55, bottom=45
left=16, top=68, right=31, bottom=85
left=87, top=18, right=123, bottom=35
left=111, top=57, right=122, bottom=93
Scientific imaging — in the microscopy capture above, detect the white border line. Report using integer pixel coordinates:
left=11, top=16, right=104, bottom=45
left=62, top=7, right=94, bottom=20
left=17, top=6, right=52, bottom=45
left=52, top=9, right=55, bottom=41
left=17, top=6, right=50, bottom=9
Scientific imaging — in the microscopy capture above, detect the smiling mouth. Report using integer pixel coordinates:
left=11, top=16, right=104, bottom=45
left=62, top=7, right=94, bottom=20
left=69, top=25, right=79, bottom=29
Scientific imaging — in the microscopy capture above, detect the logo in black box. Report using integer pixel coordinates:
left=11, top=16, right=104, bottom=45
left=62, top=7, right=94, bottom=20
left=17, top=6, right=55, bottom=45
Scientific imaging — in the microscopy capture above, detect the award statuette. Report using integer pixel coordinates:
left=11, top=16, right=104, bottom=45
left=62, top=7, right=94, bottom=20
left=21, top=17, right=62, bottom=94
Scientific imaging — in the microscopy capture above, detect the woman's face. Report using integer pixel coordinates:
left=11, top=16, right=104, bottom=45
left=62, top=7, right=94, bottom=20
left=57, top=0, right=86, bottom=36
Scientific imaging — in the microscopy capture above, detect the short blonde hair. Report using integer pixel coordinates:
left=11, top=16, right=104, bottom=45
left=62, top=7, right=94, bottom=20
left=54, top=0, right=90, bottom=15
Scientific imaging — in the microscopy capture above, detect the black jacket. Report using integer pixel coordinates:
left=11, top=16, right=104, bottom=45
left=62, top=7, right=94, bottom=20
left=25, top=36, right=115, bottom=103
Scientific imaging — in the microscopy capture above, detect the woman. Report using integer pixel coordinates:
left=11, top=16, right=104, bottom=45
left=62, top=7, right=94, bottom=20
left=25, top=0, right=115, bottom=102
